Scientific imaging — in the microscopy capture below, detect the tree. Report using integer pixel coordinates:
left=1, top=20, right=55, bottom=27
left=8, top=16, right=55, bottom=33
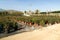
left=0, top=23, right=4, bottom=33
left=35, top=10, right=40, bottom=14
left=14, top=22, right=18, bottom=31
left=24, top=11, right=27, bottom=14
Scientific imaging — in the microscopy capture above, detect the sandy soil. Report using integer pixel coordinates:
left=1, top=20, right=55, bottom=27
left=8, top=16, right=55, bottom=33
left=0, top=23, right=60, bottom=40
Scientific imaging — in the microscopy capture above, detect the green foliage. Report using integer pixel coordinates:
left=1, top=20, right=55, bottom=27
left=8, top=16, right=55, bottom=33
left=39, top=20, right=45, bottom=26
left=0, top=10, right=60, bottom=33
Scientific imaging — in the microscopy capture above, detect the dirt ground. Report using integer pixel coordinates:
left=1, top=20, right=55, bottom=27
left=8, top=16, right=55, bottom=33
left=0, top=23, right=60, bottom=40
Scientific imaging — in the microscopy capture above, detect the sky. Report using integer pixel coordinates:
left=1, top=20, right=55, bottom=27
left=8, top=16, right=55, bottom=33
left=0, top=0, right=60, bottom=12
